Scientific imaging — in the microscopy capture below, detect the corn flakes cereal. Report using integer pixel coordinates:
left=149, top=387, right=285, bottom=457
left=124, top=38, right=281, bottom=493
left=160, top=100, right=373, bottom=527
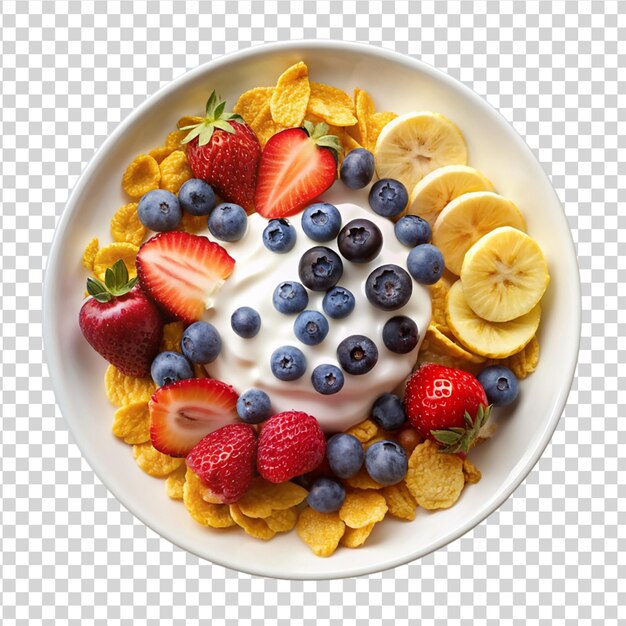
left=339, top=489, right=388, bottom=528
left=344, top=466, right=385, bottom=490
left=416, top=349, right=483, bottom=377
left=233, top=87, right=274, bottom=126
left=270, top=61, right=310, bottom=127
left=430, top=280, right=450, bottom=331
left=132, top=441, right=185, bottom=477
left=177, top=116, right=203, bottom=130
left=487, top=335, right=540, bottom=379
left=264, top=507, right=299, bottom=533
left=82, top=237, right=99, bottom=271
left=112, top=401, right=151, bottom=444
left=160, top=321, right=184, bottom=353
left=296, top=506, right=346, bottom=557
left=340, top=522, right=376, bottom=548
left=354, top=88, right=376, bottom=148
left=104, top=365, right=156, bottom=407
left=165, top=464, right=187, bottom=500
left=148, top=145, right=176, bottom=164
left=93, top=242, right=139, bottom=281
left=183, top=469, right=235, bottom=528
left=340, top=129, right=364, bottom=153
left=193, top=363, right=208, bottom=378
left=405, top=440, right=465, bottom=510
left=236, top=477, right=308, bottom=518
left=110, top=202, right=147, bottom=247
left=345, top=418, right=379, bottom=443
left=121, top=154, right=161, bottom=198
left=250, top=102, right=284, bottom=148
left=463, top=458, right=482, bottom=484
left=306, top=82, right=357, bottom=127
left=425, top=324, right=486, bottom=364
left=367, top=111, right=398, bottom=151
left=178, top=211, right=208, bottom=233
left=382, top=482, right=418, bottom=521
left=229, top=504, right=276, bottom=541
left=165, top=129, right=188, bottom=149
left=159, top=150, right=193, bottom=194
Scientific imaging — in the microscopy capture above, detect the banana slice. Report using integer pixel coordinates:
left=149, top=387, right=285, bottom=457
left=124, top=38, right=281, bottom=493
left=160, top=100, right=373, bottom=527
left=374, top=112, right=467, bottom=192
left=446, top=280, right=540, bottom=359
left=432, top=191, right=526, bottom=275
left=407, top=165, right=494, bottom=226
left=461, top=227, right=550, bottom=322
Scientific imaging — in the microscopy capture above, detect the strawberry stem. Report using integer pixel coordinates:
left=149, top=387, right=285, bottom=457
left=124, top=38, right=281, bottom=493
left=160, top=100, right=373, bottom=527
left=302, top=120, right=343, bottom=157
left=86, top=259, right=137, bottom=303
left=431, top=404, right=492, bottom=455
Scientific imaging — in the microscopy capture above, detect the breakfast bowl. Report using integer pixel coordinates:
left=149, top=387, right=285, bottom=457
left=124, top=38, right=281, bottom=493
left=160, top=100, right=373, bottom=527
left=44, top=40, right=580, bottom=579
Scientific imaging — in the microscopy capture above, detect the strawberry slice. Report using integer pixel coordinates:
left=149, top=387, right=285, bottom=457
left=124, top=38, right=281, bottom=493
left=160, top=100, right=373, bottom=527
left=136, top=231, right=235, bottom=324
left=149, top=378, right=240, bottom=457
left=255, top=121, right=342, bottom=219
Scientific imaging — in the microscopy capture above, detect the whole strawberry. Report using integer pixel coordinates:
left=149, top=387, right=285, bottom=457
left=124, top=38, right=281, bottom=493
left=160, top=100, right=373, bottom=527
left=404, top=363, right=491, bottom=455
left=186, top=423, right=257, bottom=504
left=257, top=411, right=326, bottom=483
left=182, top=91, right=261, bottom=213
left=79, top=260, right=163, bottom=377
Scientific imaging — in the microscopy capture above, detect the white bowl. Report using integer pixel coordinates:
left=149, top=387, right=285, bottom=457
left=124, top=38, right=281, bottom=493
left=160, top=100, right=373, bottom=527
left=44, top=41, right=580, bottom=579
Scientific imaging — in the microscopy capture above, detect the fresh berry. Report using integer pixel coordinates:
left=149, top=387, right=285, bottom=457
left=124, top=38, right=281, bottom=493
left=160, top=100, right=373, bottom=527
left=371, top=393, right=407, bottom=430
left=178, top=178, right=216, bottom=216
left=364, top=440, right=408, bottom=486
left=294, top=310, right=329, bottom=346
left=477, top=365, right=519, bottom=407
left=186, top=423, right=257, bottom=503
left=322, top=286, right=355, bottom=319
left=255, top=122, right=342, bottom=218
left=262, top=218, right=297, bottom=253
left=337, top=218, right=383, bottom=263
left=208, top=202, right=248, bottom=242
left=337, top=335, right=379, bottom=375
left=230, top=306, right=261, bottom=338
left=407, top=243, right=445, bottom=285
left=150, top=351, right=194, bottom=387
left=326, top=433, right=364, bottom=478
left=256, top=410, right=326, bottom=483
left=270, top=345, right=307, bottom=381
left=306, top=477, right=346, bottom=513
left=339, top=148, right=375, bottom=189
left=236, top=388, right=273, bottom=424
left=311, top=363, right=344, bottom=395
left=272, top=281, right=309, bottom=314
left=136, top=231, right=235, bottom=324
left=404, top=363, right=491, bottom=454
left=301, top=202, right=342, bottom=242
left=298, top=246, right=343, bottom=291
left=368, top=178, right=409, bottom=218
left=394, top=215, right=432, bottom=247
left=182, top=91, right=260, bottom=213
left=181, top=321, right=221, bottom=364
left=382, top=315, right=419, bottom=354
left=365, top=264, right=413, bottom=311
left=79, top=260, right=163, bottom=377
left=149, top=377, right=239, bottom=457
left=137, top=189, right=182, bottom=232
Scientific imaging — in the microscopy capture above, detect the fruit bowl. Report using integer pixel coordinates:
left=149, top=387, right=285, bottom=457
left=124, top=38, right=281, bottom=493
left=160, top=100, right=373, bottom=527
left=44, top=40, right=580, bottom=579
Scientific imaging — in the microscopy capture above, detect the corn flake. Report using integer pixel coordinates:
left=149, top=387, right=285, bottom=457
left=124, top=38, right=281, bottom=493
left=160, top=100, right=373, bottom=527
left=132, top=442, right=185, bottom=477
left=344, top=466, right=385, bottom=490
left=104, top=365, right=156, bottom=407
left=148, top=145, right=176, bottom=164
left=425, top=324, right=485, bottom=364
left=307, top=82, right=357, bottom=127
left=183, top=469, right=235, bottom=528
left=122, top=154, right=161, bottom=198
left=112, top=401, right=151, bottom=444
left=250, top=102, right=284, bottom=148
left=264, top=507, right=299, bottom=533
left=82, top=237, right=99, bottom=270
left=270, top=61, right=310, bottom=127
left=296, top=506, right=346, bottom=557
left=178, top=211, right=208, bottom=234
left=177, top=116, right=203, bottom=130
left=382, top=482, right=418, bottom=521
left=229, top=504, right=276, bottom=541
left=110, top=202, right=147, bottom=246
left=193, top=363, right=208, bottom=378
left=159, top=150, right=193, bottom=194
left=430, top=280, right=450, bottom=331
left=233, top=87, right=274, bottom=126
left=160, top=321, right=184, bottom=353
left=463, top=458, right=482, bottom=484
left=354, top=88, right=376, bottom=148
left=339, top=489, right=388, bottom=528
left=93, top=242, right=139, bottom=281
left=367, top=111, right=398, bottom=151
left=165, top=129, right=188, bottom=149
left=345, top=418, right=379, bottom=443
left=165, top=464, right=187, bottom=500
left=487, top=335, right=539, bottom=379
left=340, top=522, right=376, bottom=548
left=236, top=477, right=308, bottom=518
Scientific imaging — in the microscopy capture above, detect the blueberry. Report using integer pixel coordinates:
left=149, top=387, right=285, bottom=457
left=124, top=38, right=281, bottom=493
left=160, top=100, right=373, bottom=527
left=298, top=246, right=343, bottom=291
left=178, top=178, right=216, bottom=216
left=150, top=351, right=194, bottom=387
left=394, top=215, right=432, bottom=247
left=294, top=310, right=329, bottom=346
left=371, top=393, right=407, bottom=430
left=368, top=178, right=409, bottom=218
left=311, top=364, right=345, bottom=395
left=230, top=306, right=261, bottom=338
left=306, top=477, right=346, bottom=513
left=340, top=148, right=375, bottom=189
left=407, top=244, right=445, bottom=285
left=326, top=433, right=364, bottom=478
left=262, top=218, right=297, bottom=253
left=337, top=218, right=383, bottom=263
left=181, top=321, right=221, bottom=364
left=337, top=335, right=378, bottom=375
left=236, top=388, right=272, bottom=424
left=301, top=202, right=342, bottom=242
left=137, top=189, right=182, bottom=231
left=270, top=345, right=307, bottom=381
left=477, top=365, right=519, bottom=407
left=207, top=202, right=247, bottom=242
left=364, top=440, right=408, bottom=486
left=365, top=264, right=413, bottom=311
left=272, top=281, right=309, bottom=314
left=322, top=286, right=355, bottom=319
left=382, top=316, right=419, bottom=354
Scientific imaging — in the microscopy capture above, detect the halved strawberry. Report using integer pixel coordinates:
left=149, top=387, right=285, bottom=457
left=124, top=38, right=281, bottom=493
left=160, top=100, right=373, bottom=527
left=136, top=231, right=235, bottom=324
left=149, top=377, right=239, bottom=457
left=255, top=121, right=342, bottom=219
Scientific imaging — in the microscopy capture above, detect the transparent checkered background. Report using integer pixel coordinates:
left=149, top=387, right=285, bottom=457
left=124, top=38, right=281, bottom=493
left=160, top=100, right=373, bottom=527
left=1, top=0, right=625, bottom=624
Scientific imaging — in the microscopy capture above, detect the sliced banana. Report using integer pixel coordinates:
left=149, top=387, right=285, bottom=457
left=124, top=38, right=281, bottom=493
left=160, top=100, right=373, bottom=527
left=432, top=191, right=526, bottom=275
left=374, top=112, right=467, bottom=192
left=407, top=165, right=494, bottom=226
left=445, top=280, right=541, bottom=359
left=461, top=226, right=550, bottom=322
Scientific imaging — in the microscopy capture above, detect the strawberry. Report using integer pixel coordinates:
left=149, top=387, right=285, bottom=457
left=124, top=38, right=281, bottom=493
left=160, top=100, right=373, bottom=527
left=79, top=260, right=163, bottom=377
left=182, top=91, right=261, bottom=213
left=255, top=121, right=342, bottom=219
left=136, top=231, right=235, bottom=324
left=186, top=423, right=257, bottom=504
left=149, top=377, right=239, bottom=457
left=257, top=411, right=326, bottom=483
left=403, top=363, right=491, bottom=455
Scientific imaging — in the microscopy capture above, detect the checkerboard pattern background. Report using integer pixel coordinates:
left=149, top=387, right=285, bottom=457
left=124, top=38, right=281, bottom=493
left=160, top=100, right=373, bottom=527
left=1, top=0, right=624, bottom=624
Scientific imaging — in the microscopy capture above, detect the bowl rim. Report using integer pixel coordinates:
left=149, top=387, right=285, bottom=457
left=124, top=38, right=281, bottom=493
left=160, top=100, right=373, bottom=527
left=43, top=39, right=581, bottom=579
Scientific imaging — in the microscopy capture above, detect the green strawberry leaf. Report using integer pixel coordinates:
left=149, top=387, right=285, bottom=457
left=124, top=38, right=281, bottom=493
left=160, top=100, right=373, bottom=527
left=433, top=404, right=493, bottom=455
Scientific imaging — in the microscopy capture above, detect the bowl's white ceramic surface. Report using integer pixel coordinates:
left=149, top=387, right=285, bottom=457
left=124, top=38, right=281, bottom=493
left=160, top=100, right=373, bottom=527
left=44, top=41, right=580, bottom=579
